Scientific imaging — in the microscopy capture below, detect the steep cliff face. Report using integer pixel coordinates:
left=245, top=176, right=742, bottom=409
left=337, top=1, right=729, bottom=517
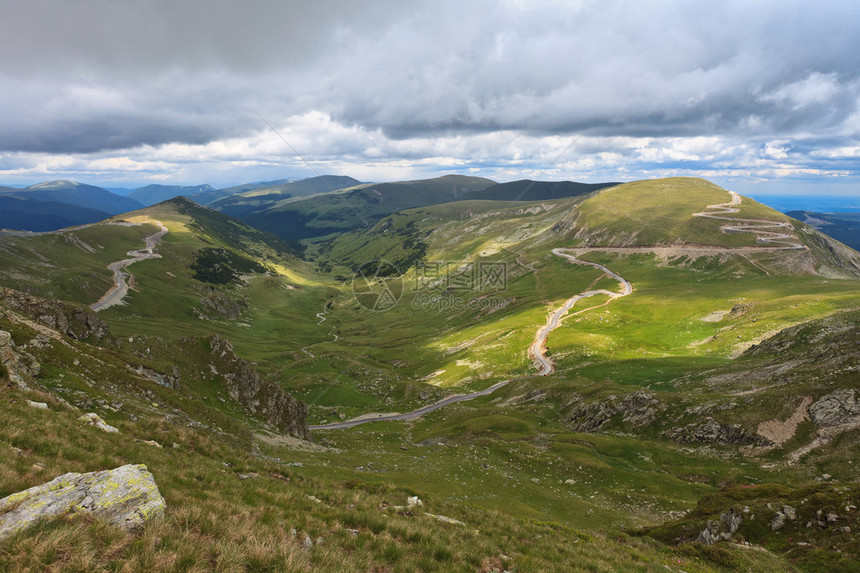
left=209, top=335, right=310, bottom=440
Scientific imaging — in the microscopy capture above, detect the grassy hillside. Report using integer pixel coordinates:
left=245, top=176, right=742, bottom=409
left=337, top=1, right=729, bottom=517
left=565, top=178, right=787, bottom=247
left=0, top=286, right=795, bottom=572
left=470, top=179, right=618, bottom=202
left=3, top=175, right=860, bottom=571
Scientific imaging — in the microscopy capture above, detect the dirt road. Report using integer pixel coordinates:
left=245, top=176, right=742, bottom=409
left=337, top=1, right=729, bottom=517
left=90, top=222, right=168, bottom=312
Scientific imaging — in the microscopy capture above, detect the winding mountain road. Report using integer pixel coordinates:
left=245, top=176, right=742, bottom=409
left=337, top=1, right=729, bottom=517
left=692, top=191, right=805, bottom=250
left=528, top=249, right=633, bottom=375
left=310, top=189, right=804, bottom=431
left=90, top=221, right=168, bottom=312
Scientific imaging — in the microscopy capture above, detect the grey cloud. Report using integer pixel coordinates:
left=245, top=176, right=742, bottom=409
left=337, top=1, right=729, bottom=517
left=0, top=0, right=858, bottom=186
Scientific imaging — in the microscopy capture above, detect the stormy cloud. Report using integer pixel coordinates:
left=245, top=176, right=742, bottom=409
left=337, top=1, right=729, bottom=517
left=0, top=0, right=858, bottom=192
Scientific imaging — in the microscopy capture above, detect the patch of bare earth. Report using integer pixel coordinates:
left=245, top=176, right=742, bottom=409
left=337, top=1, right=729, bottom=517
left=757, top=396, right=813, bottom=446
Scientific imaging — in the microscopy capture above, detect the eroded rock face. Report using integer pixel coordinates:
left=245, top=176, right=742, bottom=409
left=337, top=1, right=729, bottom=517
left=663, top=417, right=766, bottom=446
left=0, top=464, right=165, bottom=540
left=564, top=390, right=661, bottom=432
left=0, top=287, right=109, bottom=340
left=0, top=330, right=40, bottom=389
left=210, top=335, right=310, bottom=440
left=809, top=389, right=860, bottom=427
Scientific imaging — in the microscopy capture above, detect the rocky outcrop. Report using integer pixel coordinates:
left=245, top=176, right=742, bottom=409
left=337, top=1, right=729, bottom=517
left=663, top=417, right=766, bottom=446
left=136, top=365, right=181, bottom=391
left=0, top=464, right=165, bottom=540
left=210, top=335, right=310, bottom=440
left=809, top=389, right=860, bottom=427
left=696, top=509, right=743, bottom=545
left=564, top=390, right=661, bottom=432
left=0, top=287, right=109, bottom=340
left=0, top=330, right=40, bottom=389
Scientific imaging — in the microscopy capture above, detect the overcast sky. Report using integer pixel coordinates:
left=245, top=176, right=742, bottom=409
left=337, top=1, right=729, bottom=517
left=1, top=0, right=859, bottom=197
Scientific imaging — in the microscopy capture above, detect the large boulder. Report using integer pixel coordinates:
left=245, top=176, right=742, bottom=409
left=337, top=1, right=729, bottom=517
left=0, top=464, right=164, bottom=540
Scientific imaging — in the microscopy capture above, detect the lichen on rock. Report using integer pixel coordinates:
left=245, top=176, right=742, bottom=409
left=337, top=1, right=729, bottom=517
left=0, top=464, right=165, bottom=540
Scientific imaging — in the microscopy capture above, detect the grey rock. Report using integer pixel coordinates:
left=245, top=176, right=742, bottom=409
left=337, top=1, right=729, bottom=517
left=78, top=413, right=119, bottom=433
left=26, top=400, right=48, bottom=410
left=564, top=397, right=617, bottom=432
left=771, top=512, right=787, bottom=531
left=0, top=464, right=164, bottom=540
left=809, top=389, right=860, bottom=427
left=783, top=505, right=797, bottom=521
left=697, top=510, right=744, bottom=545
left=564, top=391, right=662, bottom=432
left=696, top=520, right=720, bottom=545
left=0, top=287, right=109, bottom=340
left=720, top=508, right=743, bottom=534
left=0, top=330, right=40, bottom=389
left=302, top=536, right=313, bottom=549
left=663, top=417, right=766, bottom=445
left=619, top=391, right=661, bottom=426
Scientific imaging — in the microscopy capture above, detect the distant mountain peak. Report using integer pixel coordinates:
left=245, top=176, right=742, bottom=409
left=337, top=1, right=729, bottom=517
left=28, top=180, right=80, bottom=189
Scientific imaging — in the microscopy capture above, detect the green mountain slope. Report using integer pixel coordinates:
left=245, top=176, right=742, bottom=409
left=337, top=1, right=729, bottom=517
left=2, top=175, right=860, bottom=571
left=187, top=178, right=297, bottom=205
left=472, top=179, right=618, bottom=201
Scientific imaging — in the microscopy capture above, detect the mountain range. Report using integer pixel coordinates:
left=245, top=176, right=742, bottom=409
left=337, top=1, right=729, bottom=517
left=2, top=175, right=860, bottom=571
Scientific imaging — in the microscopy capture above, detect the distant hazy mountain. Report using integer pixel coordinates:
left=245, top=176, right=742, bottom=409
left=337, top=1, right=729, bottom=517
left=104, top=187, right=137, bottom=197
left=228, top=174, right=496, bottom=241
left=211, top=175, right=361, bottom=218
left=0, top=196, right=112, bottom=231
left=0, top=180, right=143, bottom=215
left=787, top=210, right=860, bottom=251
left=128, top=183, right=216, bottom=206
left=191, top=178, right=298, bottom=204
